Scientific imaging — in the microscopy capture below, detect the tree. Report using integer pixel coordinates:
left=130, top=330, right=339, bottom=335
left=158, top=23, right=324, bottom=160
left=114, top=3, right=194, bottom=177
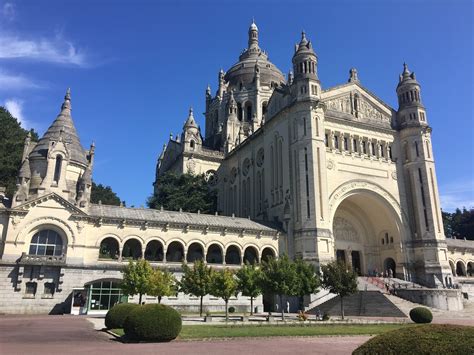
left=148, top=268, right=176, bottom=303
left=91, top=181, right=124, bottom=206
left=294, top=258, right=320, bottom=311
left=211, top=269, right=238, bottom=321
left=121, top=259, right=154, bottom=304
left=0, top=107, right=38, bottom=200
left=236, top=263, right=263, bottom=315
left=442, top=208, right=474, bottom=240
left=320, top=261, right=358, bottom=320
left=261, top=254, right=299, bottom=320
left=148, top=171, right=217, bottom=213
left=179, top=260, right=213, bottom=316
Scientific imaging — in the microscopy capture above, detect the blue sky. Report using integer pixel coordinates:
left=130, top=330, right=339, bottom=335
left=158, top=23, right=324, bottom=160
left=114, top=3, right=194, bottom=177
left=0, top=0, right=472, bottom=211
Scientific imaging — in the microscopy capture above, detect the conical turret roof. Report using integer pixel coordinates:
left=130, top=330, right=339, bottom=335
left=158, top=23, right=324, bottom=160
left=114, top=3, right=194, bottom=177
left=29, top=89, right=88, bottom=166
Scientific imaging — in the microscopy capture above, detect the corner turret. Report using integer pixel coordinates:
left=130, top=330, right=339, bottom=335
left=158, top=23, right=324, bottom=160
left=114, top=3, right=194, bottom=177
left=292, top=31, right=320, bottom=101
left=396, top=63, right=427, bottom=128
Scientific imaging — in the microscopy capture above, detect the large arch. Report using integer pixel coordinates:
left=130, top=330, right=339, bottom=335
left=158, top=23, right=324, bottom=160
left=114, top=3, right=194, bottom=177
left=243, top=246, right=259, bottom=264
left=99, top=237, right=120, bottom=260
left=468, top=262, right=474, bottom=277
left=187, top=242, right=204, bottom=263
left=206, top=244, right=223, bottom=264
left=225, top=245, right=241, bottom=265
left=144, top=240, right=164, bottom=262
left=122, top=238, right=142, bottom=260
left=166, top=241, right=184, bottom=262
left=261, top=247, right=276, bottom=263
left=330, top=182, right=405, bottom=278
left=456, top=261, right=466, bottom=276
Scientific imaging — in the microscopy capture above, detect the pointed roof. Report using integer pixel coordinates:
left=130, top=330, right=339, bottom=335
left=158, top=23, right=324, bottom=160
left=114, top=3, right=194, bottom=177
left=183, top=107, right=198, bottom=129
left=397, top=63, right=419, bottom=88
left=29, top=89, right=88, bottom=166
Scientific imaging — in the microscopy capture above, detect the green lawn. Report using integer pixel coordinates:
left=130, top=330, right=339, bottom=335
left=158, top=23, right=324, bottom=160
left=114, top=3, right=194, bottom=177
left=110, top=323, right=409, bottom=340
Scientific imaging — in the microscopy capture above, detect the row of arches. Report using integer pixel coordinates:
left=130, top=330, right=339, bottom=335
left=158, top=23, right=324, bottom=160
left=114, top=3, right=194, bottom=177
left=449, top=260, right=474, bottom=277
left=99, top=237, right=276, bottom=265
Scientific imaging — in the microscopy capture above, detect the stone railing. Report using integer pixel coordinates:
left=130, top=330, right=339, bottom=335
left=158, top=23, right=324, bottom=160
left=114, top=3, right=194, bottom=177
left=18, top=252, right=66, bottom=266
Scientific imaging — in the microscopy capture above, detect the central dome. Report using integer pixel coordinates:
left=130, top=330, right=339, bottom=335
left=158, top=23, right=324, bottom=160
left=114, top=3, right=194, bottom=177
left=224, top=22, right=285, bottom=87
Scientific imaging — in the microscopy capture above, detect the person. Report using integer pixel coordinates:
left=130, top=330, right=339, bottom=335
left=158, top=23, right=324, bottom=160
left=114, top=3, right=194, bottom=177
left=286, top=300, right=290, bottom=313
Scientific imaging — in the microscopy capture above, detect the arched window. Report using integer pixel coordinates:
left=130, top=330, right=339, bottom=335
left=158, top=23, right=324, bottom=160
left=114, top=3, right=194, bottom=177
left=261, top=247, right=275, bottom=263
left=29, top=230, right=64, bottom=256
left=122, top=239, right=142, bottom=260
left=190, top=140, right=195, bottom=149
left=456, top=261, right=466, bottom=276
left=225, top=245, right=241, bottom=265
left=243, top=246, right=259, bottom=264
left=206, top=244, right=223, bottom=264
left=246, top=103, right=253, bottom=121
left=99, top=237, right=119, bottom=260
left=187, top=243, right=204, bottom=262
left=53, top=155, right=62, bottom=183
left=144, top=240, right=163, bottom=262
left=166, top=241, right=184, bottom=262
left=237, top=103, right=243, bottom=121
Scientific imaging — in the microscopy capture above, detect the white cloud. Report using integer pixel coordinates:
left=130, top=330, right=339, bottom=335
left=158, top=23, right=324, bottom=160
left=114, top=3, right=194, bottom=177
left=4, top=98, right=27, bottom=126
left=0, top=69, right=40, bottom=90
left=0, top=33, right=87, bottom=66
left=439, top=179, right=474, bottom=212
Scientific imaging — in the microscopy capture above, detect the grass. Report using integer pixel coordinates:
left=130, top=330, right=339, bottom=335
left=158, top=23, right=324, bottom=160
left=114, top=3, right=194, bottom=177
left=110, top=323, right=408, bottom=340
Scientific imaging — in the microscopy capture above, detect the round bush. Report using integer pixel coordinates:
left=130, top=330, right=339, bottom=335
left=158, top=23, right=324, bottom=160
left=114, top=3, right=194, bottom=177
left=409, top=307, right=433, bottom=324
left=353, top=324, right=474, bottom=354
left=105, top=303, right=138, bottom=329
left=123, top=304, right=182, bottom=342
left=228, top=306, right=235, bottom=313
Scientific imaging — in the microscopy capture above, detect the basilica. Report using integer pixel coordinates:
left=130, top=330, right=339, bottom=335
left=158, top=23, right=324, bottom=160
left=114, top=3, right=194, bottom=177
left=0, top=22, right=472, bottom=315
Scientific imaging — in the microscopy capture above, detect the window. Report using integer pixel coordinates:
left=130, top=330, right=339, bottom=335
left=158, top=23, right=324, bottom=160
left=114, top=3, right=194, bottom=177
left=246, top=103, right=253, bottom=121
left=334, top=135, right=339, bottom=149
left=371, top=142, right=375, bottom=156
left=353, top=139, right=357, bottom=152
left=53, top=155, right=62, bottom=183
left=390, top=237, right=394, bottom=244
left=190, top=140, right=195, bottom=149
left=44, top=282, right=55, bottom=297
left=303, top=117, right=307, bottom=136
left=99, top=237, right=119, bottom=260
left=88, top=281, right=125, bottom=311
left=25, top=282, right=37, bottom=297
left=363, top=141, right=367, bottom=154
left=325, top=134, right=329, bottom=147
left=343, top=137, right=348, bottom=151
left=29, top=230, right=63, bottom=256
left=415, top=141, right=419, bottom=157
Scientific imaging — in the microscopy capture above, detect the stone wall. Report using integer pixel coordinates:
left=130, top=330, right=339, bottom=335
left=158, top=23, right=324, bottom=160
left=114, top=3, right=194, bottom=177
left=393, top=287, right=464, bottom=311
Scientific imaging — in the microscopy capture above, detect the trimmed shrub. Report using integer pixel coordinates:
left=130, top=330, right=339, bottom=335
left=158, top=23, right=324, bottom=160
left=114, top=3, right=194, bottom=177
left=322, top=314, right=330, bottom=321
left=353, top=324, right=474, bottom=354
left=228, top=306, right=235, bottom=313
left=105, top=303, right=138, bottom=329
left=409, top=307, right=433, bottom=324
left=123, top=304, right=182, bottom=342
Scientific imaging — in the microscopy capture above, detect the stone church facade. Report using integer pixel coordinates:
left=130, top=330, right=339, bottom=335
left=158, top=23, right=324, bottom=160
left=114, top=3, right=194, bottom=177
left=157, top=22, right=463, bottom=290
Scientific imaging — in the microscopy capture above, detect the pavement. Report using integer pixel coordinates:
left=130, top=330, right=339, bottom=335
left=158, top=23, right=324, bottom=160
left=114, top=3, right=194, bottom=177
left=0, top=314, right=371, bottom=355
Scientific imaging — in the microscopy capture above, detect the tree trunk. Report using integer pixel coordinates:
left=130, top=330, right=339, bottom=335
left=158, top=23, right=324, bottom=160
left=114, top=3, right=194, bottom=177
left=158, top=296, right=162, bottom=304
left=225, top=299, right=229, bottom=322
left=340, top=296, right=345, bottom=320
left=200, top=295, right=203, bottom=317
left=250, top=297, right=254, bottom=315
left=280, top=295, right=284, bottom=321
left=139, top=293, right=143, bottom=304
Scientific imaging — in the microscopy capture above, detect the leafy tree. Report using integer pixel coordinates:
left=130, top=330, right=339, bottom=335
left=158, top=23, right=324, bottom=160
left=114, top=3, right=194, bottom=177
left=211, top=269, right=238, bottom=321
left=148, top=268, right=176, bottom=303
left=148, top=171, right=217, bottom=213
left=442, top=208, right=474, bottom=240
left=0, top=107, right=38, bottom=200
left=179, top=260, right=213, bottom=316
left=236, top=263, right=263, bottom=315
left=121, top=259, right=154, bottom=304
left=261, top=254, right=299, bottom=320
left=295, top=258, right=320, bottom=311
left=91, top=181, right=124, bottom=206
left=320, top=261, right=358, bottom=320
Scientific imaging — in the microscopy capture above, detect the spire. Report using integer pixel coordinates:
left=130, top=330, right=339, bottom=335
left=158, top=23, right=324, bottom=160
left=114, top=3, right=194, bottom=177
left=300, top=30, right=308, bottom=46
left=61, top=88, right=72, bottom=114
left=184, top=107, right=198, bottom=128
left=248, top=19, right=259, bottom=49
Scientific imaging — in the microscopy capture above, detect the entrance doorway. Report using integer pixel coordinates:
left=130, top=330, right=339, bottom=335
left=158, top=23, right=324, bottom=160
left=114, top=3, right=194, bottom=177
left=351, top=251, right=361, bottom=275
left=336, top=250, right=346, bottom=264
left=384, top=258, right=396, bottom=277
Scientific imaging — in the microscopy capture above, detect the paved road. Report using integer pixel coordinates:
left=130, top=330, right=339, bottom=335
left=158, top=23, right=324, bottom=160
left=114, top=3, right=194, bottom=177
left=0, top=315, right=370, bottom=355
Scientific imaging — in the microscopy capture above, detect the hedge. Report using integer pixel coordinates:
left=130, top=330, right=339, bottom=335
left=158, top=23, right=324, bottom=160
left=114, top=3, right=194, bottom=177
left=123, top=304, right=182, bottom=342
left=409, top=307, right=433, bottom=324
left=105, top=303, right=138, bottom=329
left=353, top=324, right=474, bottom=354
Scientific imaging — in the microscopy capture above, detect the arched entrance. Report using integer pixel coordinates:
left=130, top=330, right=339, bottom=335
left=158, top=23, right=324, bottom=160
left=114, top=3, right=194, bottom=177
left=456, top=261, right=466, bottom=276
left=331, top=188, right=403, bottom=278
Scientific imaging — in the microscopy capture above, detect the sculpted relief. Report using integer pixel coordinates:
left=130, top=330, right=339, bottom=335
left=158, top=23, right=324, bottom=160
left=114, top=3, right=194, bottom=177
left=333, top=217, right=360, bottom=242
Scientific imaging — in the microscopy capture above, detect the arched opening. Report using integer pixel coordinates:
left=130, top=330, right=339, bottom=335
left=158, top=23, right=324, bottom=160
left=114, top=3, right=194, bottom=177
left=166, top=241, right=184, bottom=262
left=187, top=242, right=204, bottom=263
left=243, top=246, right=258, bottom=264
left=225, top=245, right=241, bottom=265
left=449, top=260, right=456, bottom=276
left=144, top=240, right=164, bottom=262
left=122, top=239, right=142, bottom=260
left=332, top=189, right=402, bottom=277
left=237, top=103, right=243, bottom=121
left=206, top=244, right=223, bottom=264
left=245, top=102, right=253, bottom=121
left=456, top=261, right=466, bottom=276
left=384, top=258, right=396, bottom=277
left=261, top=247, right=275, bottom=263
left=467, top=262, right=474, bottom=277
left=262, top=101, right=268, bottom=116
left=190, top=140, right=195, bottom=150
left=29, top=229, right=64, bottom=256
left=53, top=155, right=62, bottom=183
left=99, top=237, right=119, bottom=260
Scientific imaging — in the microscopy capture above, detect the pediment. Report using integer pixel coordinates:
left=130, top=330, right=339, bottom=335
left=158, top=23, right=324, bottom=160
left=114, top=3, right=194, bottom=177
left=11, top=193, right=87, bottom=215
left=322, top=83, right=395, bottom=127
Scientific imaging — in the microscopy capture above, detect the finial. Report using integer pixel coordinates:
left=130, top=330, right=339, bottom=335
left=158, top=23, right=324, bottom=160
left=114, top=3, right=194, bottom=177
left=348, top=68, right=359, bottom=83
left=65, top=87, right=71, bottom=100
left=61, top=88, right=72, bottom=112
left=403, top=62, right=409, bottom=74
left=189, top=107, right=193, bottom=116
